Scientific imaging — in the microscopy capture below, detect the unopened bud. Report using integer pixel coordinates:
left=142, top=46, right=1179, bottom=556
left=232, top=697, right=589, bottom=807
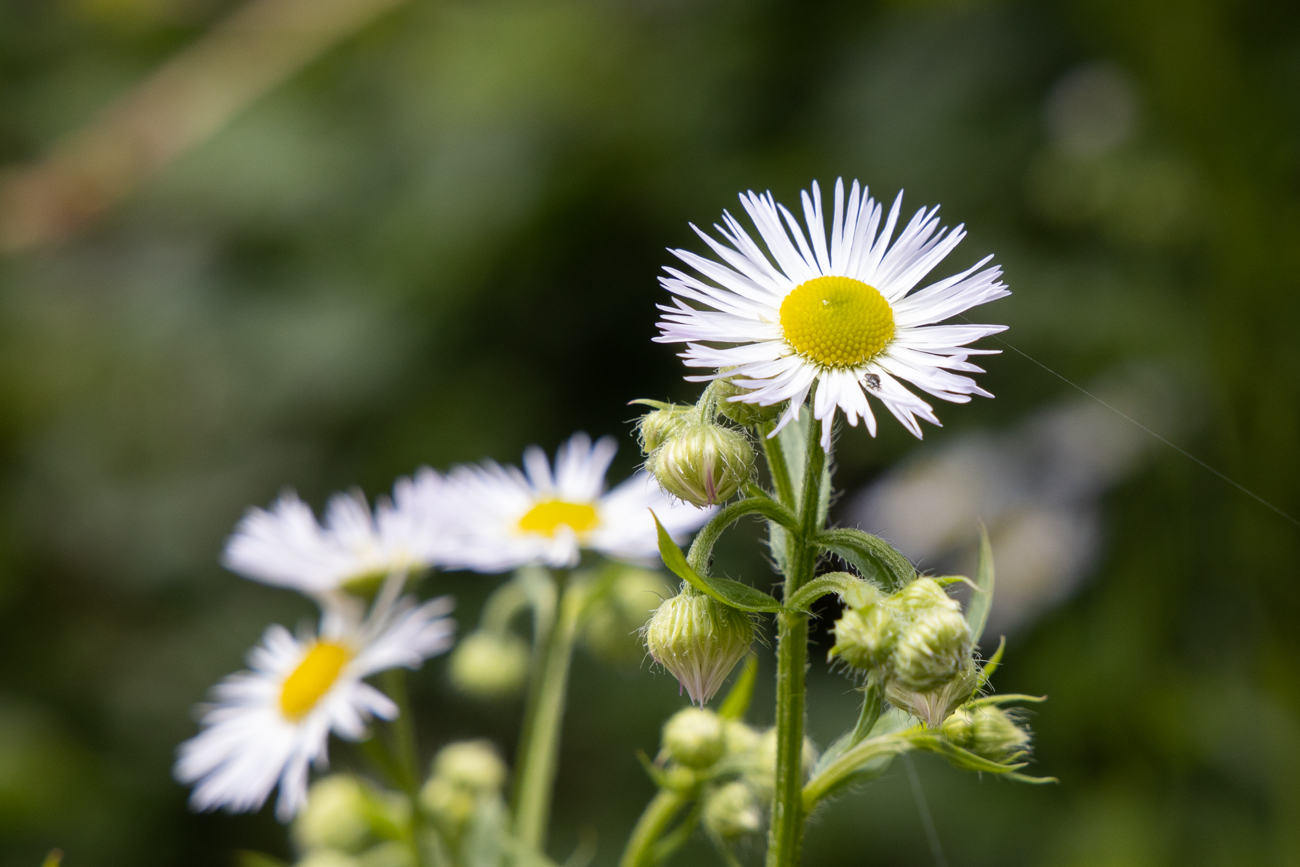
left=941, top=705, right=1031, bottom=763
left=662, top=707, right=726, bottom=768
left=702, top=781, right=762, bottom=840
left=885, top=661, right=979, bottom=728
left=713, top=376, right=782, bottom=427
left=432, top=740, right=507, bottom=794
left=448, top=631, right=530, bottom=700
left=582, top=567, right=673, bottom=663
left=647, top=423, right=754, bottom=506
left=891, top=606, right=972, bottom=692
left=293, top=775, right=371, bottom=853
left=637, top=404, right=694, bottom=455
left=723, top=720, right=763, bottom=756
left=419, top=778, right=474, bottom=829
left=829, top=600, right=897, bottom=670
left=891, top=577, right=961, bottom=617
left=645, top=591, right=754, bottom=706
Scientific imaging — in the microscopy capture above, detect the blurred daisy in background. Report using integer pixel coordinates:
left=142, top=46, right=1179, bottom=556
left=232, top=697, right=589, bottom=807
left=655, top=178, right=1010, bottom=447
left=435, top=432, right=713, bottom=573
left=175, top=592, right=454, bottom=821
left=222, top=470, right=446, bottom=601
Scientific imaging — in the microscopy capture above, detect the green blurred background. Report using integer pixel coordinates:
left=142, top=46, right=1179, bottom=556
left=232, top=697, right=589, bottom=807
left=1, top=0, right=1298, bottom=864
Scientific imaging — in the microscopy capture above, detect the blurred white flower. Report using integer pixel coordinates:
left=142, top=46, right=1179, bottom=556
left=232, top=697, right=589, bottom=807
left=175, top=592, right=454, bottom=821
left=655, top=178, right=1009, bottom=448
left=222, top=470, right=446, bottom=598
left=435, top=432, right=714, bottom=572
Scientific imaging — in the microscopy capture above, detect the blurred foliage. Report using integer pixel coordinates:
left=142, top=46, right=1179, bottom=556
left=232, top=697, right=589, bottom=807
left=0, top=0, right=1298, bottom=864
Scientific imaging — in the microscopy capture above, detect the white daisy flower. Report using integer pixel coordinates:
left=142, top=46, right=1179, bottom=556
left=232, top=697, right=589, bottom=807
left=175, top=591, right=454, bottom=821
left=436, top=432, right=714, bottom=572
left=222, top=469, right=446, bottom=598
left=655, top=178, right=1010, bottom=448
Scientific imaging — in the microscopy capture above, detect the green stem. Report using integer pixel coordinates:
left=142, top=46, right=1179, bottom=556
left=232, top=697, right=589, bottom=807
left=766, top=411, right=827, bottom=867
left=686, top=495, right=799, bottom=577
left=760, top=421, right=796, bottom=507
left=618, top=789, right=691, bottom=867
left=512, top=571, right=585, bottom=855
left=381, top=668, right=427, bottom=867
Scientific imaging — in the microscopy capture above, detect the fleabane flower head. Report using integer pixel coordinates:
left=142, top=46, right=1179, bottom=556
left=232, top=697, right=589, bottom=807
left=222, top=469, right=446, bottom=599
left=175, top=592, right=454, bottom=821
left=655, top=178, right=1010, bottom=448
left=436, top=432, right=713, bottom=572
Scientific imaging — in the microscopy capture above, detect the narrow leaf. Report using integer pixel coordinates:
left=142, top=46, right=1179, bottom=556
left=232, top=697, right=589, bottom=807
left=718, top=653, right=758, bottom=720
left=967, top=523, right=995, bottom=646
left=652, top=512, right=783, bottom=613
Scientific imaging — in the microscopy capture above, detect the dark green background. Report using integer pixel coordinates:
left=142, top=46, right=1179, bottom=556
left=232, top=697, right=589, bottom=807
left=1, top=0, right=1297, bottom=864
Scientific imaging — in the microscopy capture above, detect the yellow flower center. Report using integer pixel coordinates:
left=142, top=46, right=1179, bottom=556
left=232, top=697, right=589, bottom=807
left=517, top=500, right=600, bottom=537
left=778, top=275, right=895, bottom=368
left=279, top=642, right=351, bottom=720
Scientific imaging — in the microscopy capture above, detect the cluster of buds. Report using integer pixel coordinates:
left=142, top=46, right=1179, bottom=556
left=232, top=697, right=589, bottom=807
left=419, top=740, right=509, bottom=841
left=633, top=391, right=756, bottom=508
left=644, top=588, right=754, bottom=705
left=292, top=775, right=411, bottom=866
left=830, top=577, right=976, bottom=727
left=940, top=704, right=1031, bottom=764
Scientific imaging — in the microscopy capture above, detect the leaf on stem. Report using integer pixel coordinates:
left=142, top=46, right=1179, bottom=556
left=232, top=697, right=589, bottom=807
left=652, top=513, right=783, bottom=613
left=966, top=524, right=995, bottom=646
left=814, top=528, right=915, bottom=591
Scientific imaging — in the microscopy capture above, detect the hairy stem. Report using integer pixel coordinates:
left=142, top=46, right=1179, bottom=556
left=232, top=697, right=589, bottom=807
left=618, top=788, right=691, bottom=867
left=766, top=415, right=827, bottom=867
left=760, top=421, right=796, bottom=507
left=512, top=571, right=585, bottom=854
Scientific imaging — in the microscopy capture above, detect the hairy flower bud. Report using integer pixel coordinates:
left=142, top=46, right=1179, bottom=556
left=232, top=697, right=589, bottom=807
left=647, top=423, right=754, bottom=506
left=702, top=781, right=762, bottom=840
left=293, top=775, right=371, bottom=853
left=637, top=404, right=694, bottom=455
left=448, top=631, right=530, bottom=700
left=885, top=661, right=979, bottom=729
left=941, top=705, right=1031, bottom=763
left=662, top=707, right=727, bottom=768
left=829, top=600, right=898, bottom=670
left=645, top=591, right=754, bottom=706
left=890, top=606, right=973, bottom=692
left=713, top=376, right=783, bottom=426
left=582, top=567, right=673, bottom=662
left=432, top=740, right=507, bottom=794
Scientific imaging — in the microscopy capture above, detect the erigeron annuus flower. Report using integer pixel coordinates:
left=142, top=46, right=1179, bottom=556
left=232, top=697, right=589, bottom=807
left=655, top=178, right=1010, bottom=448
left=436, top=432, right=713, bottom=572
left=223, top=469, right=445, bottom=599
left=175, top=592, right=454, bottom=821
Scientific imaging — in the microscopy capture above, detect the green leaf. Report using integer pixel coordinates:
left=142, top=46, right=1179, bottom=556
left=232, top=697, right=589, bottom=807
left=652, top=512, right=783, bottom=613
left=814, top=528, right=915, bottom=591
left=718, top=653, right=758, bottom=720
left=967, top=524, right=995, bottom=646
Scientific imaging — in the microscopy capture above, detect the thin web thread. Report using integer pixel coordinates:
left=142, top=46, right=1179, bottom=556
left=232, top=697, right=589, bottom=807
left=904, top=754, right=948, bottom=867
left=975, top=329, right=1300, bottom=531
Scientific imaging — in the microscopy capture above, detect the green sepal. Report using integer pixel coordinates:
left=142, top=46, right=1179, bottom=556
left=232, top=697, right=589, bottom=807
left=717, top=653, right=759, bottom=720
left=637, top=749, right=670, bottom=788
left=652, top=512, right=783, bottom=613
left=909, top=733, right=1056, bottom=784
left=814, top=528, right=915, bottom=591
left=968, top=693, right=1047, bottom=708
left=629, top=399, right=675, bottom=410
left=977, top=636, right=1007, bottom=689
left=966, top=524, right=995, bottom=646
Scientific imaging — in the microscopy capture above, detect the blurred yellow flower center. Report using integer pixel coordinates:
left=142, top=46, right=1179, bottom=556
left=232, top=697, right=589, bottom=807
left=280, top=642, right=350, bottom=720
left=518, top=500, right=600, bottom=537
left=779, top=276, right=895, bottom=367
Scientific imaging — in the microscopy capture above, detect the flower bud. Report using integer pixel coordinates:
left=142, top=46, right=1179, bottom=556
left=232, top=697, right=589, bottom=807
left=829, top=601, right=898, bottom=670
left=582, top=567, right=673, bottom=663
left=941, top=705, right=1030, bottom=763
left=890, top=606, right=973, bottom=692
left=448, top=631, right=530, bottom=700
left=702, top=781, right=762, bottom=840
left=885, top=661, right=979, bottom=729
left=723, top=720, right=763, bottom=756
left=293, top=775, right=371, bottom=853
left=644, top=591, right=754, bottom=706
left=713, top=376, right=782, bottom=426
left=637, top=404, right=694, bottom=455
left=891, top=577, right=961, bottom=617
left=419, top=778, right=475, bottom=829
left=647, top=422, right=754, bottom=506
left=432, top=740, right=507, bottom=794
left=662, top=707, right=727, bottom=768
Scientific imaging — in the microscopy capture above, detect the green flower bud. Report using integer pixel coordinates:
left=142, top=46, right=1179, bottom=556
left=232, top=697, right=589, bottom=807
left=885, top=661, right=979, bottom=728
left=713, top=376, right=783, bottom=426
left=723, top=720, right=763, bottom=756
left=432, top=740, right=507, bottom=794
left=419, top=778, right=475, bottom=829
left=448, top=631, right=530, bottom=700
left=890, top=606, right=973, bottom=692
left=829, top=600, right=898, bottom=670
left=891, top=577, right=961, bottom=617
left=941, top=705, right=1031, bottom=763
left=647, top=423, right=755, bottom=506
left=662, top=707, right=727, bottom=768
left=637, top=404, right=694, bottom=455
left=293, top=775, right=371, bottom=853
left=702, top=781, right=762, bottom=840
left=582, top=567, right=673, bottom=662
left=298, top=852, right=362, bottom=867
left=644, top=591, right=754, bottom=706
